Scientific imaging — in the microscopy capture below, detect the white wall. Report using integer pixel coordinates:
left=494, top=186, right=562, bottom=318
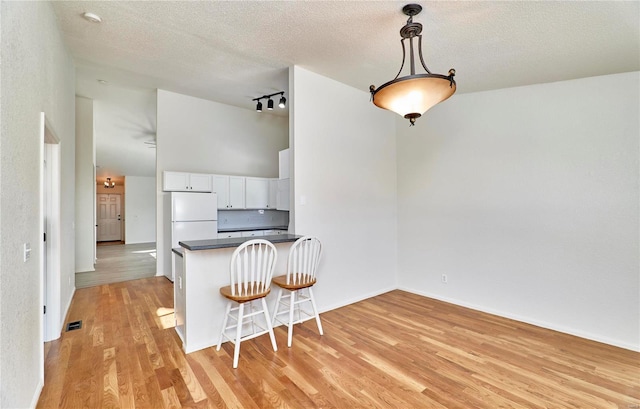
left=75, top=97, right=95, bottom=272
left=125, top=176, right=156, bottom=244
left=0, top=1, right=76, bottom=407
left=290, top=66, right=398, bottom=311
left=156, top=90, right=289, bottom=277
left=397, top=72, right=640, bottom=351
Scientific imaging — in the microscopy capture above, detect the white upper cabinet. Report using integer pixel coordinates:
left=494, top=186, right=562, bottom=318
left=279, top=148, right=290, bottom=179
left=228, top=176, right=245, bottom=209
left=211, top=175, right=229, bottom=209
left=177, top=172, right=286, bottom=210
left=245, top=177, right=270, bottom=209
left=277, top=178, right=290, bottom=211
left=163, top=171, right=212, bottom=192
left=268, top=179, right=278, bottom=209
left=189, top=173, right=213, bottom=191
left=212, top=175, right=245, bottom=209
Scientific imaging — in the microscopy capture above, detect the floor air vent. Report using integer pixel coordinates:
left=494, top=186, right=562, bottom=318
left=65, top=320, right=82, bottom=331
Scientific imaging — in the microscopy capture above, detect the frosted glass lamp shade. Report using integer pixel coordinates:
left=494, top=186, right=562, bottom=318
left=371, top=74, right=456, bottom=122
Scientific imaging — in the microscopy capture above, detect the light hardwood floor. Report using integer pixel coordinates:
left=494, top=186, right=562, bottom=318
left=38, top=277, right=639, bottom=408
left=75, top=242, right=157, bottom=288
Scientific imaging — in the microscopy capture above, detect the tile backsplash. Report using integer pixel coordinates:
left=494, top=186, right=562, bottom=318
left=218, top=209, right=289, bottom=231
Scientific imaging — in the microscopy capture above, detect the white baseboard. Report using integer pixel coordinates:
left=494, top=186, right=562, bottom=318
left=75, top=265, right=95, bottom=273
left=30, top=379, right=44, bottom=409
left=56, top=286, right=76, bottom=339
left=318, top=285, right=396, bottom=315
left=397, top=286, right=640, bottom=353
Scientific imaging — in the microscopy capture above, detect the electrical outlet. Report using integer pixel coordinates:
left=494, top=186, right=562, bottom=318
left=441, top=274, right=448, bottom=284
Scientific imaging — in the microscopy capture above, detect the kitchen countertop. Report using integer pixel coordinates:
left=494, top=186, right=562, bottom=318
left=179, top=234, right=303, bottom=251
left=217, top=225, right=289, bottom=233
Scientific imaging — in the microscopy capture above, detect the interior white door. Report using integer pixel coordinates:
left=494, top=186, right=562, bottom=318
left=97, top=194, right=122, bottom=241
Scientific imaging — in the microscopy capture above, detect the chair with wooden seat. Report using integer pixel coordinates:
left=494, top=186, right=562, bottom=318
left=272, top=236, right=323, bottom=347
left=217, top=239, right=278, bottom=368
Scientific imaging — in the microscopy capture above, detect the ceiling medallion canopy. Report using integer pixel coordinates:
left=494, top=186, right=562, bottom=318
left=370, top=4, right=456, bottom=126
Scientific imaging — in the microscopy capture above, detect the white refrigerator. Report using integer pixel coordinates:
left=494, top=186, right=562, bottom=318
left=169, top=192, right=218, bottom=281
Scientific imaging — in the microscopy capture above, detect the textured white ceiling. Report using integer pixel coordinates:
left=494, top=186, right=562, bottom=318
left=51, top=1, right=640, bottom=178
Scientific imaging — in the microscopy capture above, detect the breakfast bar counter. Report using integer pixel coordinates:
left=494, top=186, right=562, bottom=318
left=179, top=234, right=302, bottom=250
left=174, top=234, right=302, bottom=353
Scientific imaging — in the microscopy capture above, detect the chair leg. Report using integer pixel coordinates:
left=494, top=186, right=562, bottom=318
left=261, top=298, right=278, bottom=352
left=217, top=301, right=232, bottom=351
left=287, top=290, right=296, bottom=347
left=272, top=288, right=283, bottom=326
left=249, top=300, right=256, bottom=335
left=233, top=302, right=245, bottom=368
left=308, top=287, right=323, bottom=336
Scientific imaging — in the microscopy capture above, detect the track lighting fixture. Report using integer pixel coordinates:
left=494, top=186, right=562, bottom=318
left=370, top=4, right=456, bottom=126
left=252, top=91, right=286, bottom=112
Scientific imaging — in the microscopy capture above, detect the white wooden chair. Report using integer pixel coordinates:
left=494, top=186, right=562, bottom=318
left=217, top=239, right=278, bottom=368
left=271, top=236, right=323, bottom=347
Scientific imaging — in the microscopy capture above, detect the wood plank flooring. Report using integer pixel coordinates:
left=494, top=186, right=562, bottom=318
left=38, top=277, right=640, bottom=408
left=75, top=242, right=157, bottom=288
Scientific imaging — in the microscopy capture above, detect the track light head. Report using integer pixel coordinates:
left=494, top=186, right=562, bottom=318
left=252, top=91, right=285, bottom=112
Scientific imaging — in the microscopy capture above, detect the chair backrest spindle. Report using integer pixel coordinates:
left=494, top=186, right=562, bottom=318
left=286, top=236, right=322, bottom=286
left=229, top=239, right=277, bottom=297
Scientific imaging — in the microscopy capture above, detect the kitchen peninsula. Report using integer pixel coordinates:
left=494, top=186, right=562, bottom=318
left=173, top=234, right=303, bottom=353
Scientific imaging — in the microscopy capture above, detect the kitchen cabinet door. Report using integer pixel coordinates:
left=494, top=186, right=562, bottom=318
left=212, top=175, right=229, bottom=209
left=268, top=179, right=278, bottom=209
left=189, top=173, right=213, bottom=192
left=279, top=148, right=290, bottom=179
left=228, top=176, right=245, bottom=209
left=245, top=177, right=269, bottom=209
left=163, top=171, right=190, bottom=191
left=277, top=178, right=290, bottom=211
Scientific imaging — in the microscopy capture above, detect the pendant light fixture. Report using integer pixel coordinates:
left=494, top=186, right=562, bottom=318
left=104, top=177, right=115, bottom=188
left=369, top=4, right=456, bottom=126
left=253, top=91, right=286, bottom=112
